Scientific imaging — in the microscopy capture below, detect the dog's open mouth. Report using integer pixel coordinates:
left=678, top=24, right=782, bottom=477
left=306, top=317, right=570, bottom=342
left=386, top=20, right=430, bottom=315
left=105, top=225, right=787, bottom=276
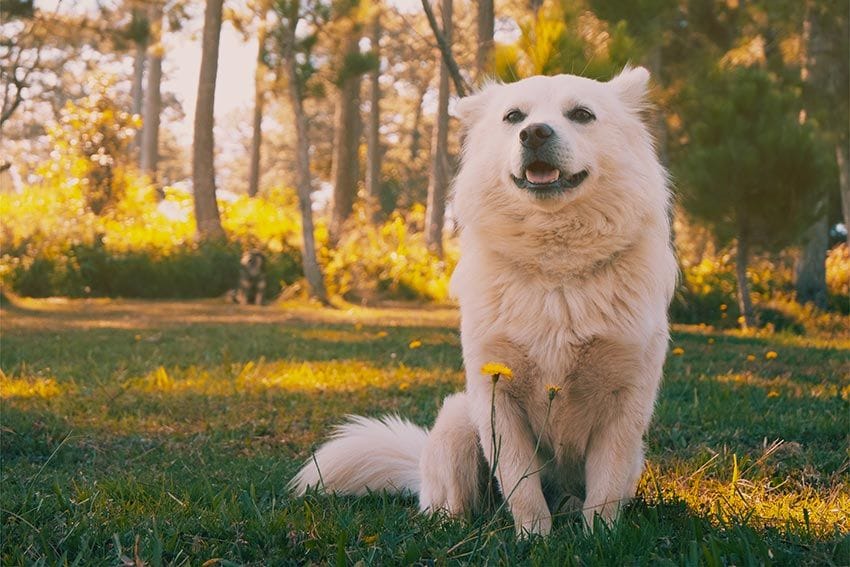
left=525, top=161, right=561, bottom=184
left=511, top=161, right=588, bottom=196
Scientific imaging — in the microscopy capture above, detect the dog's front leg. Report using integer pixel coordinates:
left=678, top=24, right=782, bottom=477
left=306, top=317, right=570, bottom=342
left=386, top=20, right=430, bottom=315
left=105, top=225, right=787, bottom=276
left=582, top=415, right=644, bottom=528
left=580, top=334, right=666, bottom=529
left=477, top=391, right=551, bottom=536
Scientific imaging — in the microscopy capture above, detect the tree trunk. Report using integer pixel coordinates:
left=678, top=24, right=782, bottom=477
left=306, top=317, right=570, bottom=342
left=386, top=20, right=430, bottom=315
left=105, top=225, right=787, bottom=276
left=140, top=48, right=162, bottom=183
left=475, top=0, right=494, bottom=81
left=247, top=17, right=268, bottom=198
left=645, top=43, right=668, bottom=166
left=408, top=82, right=427, bottom=161
left=735, top=229, right=755, bottom=329
left=130, top=32, right=147, bottom=151
left=425, top=0, right=451, bottom=258
left=192, top=0, right=225, bottom=241
left=365, top=12, right=382, bottom=223
left=792, top=3, right=832, bottom=305
left=795, top=215, right=828, bottom=308
left=838, top=140, right=850, bottom=248
left=329, top=32, right=363, bottom=242
left=421, top=0, right=467, bottom=97
left=283, top=15, right=330, bottom=304
left=140, top=5, right=163, bottom=192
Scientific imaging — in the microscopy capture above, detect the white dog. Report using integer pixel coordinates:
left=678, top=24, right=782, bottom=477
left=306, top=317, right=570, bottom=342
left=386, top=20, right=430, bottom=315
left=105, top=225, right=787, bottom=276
left=290, top=67, right=677, bottom=536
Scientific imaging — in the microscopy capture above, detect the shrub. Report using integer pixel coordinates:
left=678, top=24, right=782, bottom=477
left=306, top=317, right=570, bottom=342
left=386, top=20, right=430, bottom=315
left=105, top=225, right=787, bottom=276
left=826, top=243, right=849, bottom=314
left=671, top=247, right=849, bottom=333
left=320, top=204, right=456, bottom=302
left=1, top=179, right=302, bottom=299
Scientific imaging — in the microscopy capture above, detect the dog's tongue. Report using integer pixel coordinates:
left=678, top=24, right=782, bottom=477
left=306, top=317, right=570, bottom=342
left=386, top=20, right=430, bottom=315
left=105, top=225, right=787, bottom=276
left=526, top=165, right=560, bottom=185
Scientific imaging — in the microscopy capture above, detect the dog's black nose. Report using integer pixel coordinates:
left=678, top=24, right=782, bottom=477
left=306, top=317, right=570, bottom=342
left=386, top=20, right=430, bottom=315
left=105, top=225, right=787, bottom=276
left=519, top=123, right=554, bottom=149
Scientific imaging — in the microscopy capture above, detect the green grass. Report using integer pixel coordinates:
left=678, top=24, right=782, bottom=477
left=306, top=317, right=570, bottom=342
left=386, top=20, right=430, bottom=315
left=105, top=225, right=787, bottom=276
left=2, top=298, right=848, bottom=565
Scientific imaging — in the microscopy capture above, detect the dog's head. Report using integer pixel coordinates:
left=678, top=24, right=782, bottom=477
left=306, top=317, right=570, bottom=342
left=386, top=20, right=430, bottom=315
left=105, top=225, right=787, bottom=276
left=453, top=67, right=664, bottom=221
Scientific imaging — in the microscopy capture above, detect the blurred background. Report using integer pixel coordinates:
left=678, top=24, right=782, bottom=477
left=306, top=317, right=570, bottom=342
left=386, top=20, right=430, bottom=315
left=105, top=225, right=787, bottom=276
left=1, top=0, right=847, bottom=334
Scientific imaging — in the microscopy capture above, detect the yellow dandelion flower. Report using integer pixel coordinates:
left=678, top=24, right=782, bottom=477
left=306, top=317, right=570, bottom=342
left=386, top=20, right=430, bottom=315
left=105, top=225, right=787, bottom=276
left=362, top=534, right=378, bottom=544
left=746, top=354, right=756, bottom=362
left=376, top=331, right=388, bottom=338
left=398, top=382, right=410, bottom=391
left=546, top=384, right=562, bottom=400
left=134, top=334, right=142, bottom=341
left=408, top=340, right=422, bottom=349
left=720, top=304, right=728, bottom=312
left=721, top=313, right=728, bottom=319
left=765, top=351, right=778, bottom=360
left=481, top=362, right=513, bottom=380
left=671, top=347, right=685, bottom=356
left=737, top=316, right=746, bottom=325
left=767, top=390, right=780, bottom=398
left=707, top=338, right=715, bottom=345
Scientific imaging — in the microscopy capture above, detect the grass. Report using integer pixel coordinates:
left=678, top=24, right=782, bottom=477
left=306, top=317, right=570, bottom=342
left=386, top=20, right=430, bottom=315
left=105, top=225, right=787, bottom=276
left=1, top=297, right=848, bottom=565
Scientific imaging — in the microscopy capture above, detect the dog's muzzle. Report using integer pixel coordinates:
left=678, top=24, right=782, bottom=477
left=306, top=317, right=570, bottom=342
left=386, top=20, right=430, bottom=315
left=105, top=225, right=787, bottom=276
left=512, top=126, right=588, bottom=197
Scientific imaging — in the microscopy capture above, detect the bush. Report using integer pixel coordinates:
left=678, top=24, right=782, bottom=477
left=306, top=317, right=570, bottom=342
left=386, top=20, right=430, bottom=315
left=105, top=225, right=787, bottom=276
left=671, top=247, right=849, bottom=333
left=1, top=179, right=302, bottom=299
left=320, top=204, right=456, bottom=302
left=826, top=243, right=849, bottom=314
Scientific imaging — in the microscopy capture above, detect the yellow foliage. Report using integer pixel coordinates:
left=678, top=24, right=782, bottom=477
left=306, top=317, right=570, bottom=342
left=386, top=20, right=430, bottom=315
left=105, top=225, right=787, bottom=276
left=826, top=243, right=849, bottom=298
left=0, top=179, right=303, bottom=261
left=0, top=372, right=67, bottom=399
left=320, top=204, right=456, bottom=302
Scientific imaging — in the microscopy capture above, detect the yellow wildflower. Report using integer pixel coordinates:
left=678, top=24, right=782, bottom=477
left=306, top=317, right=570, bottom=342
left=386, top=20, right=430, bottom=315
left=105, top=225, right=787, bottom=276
left=767, top=390, right=780, bottom=398
left=737, top=316, right=746, bottom=325
left=671, top=347, right=685, bottom=356
left=765, top=351, right=778, bottom=360
left=546, top=384, right=562, bottom=400
left=408, top=340, right=422, bottom=349
left=481, top=362, right=513, bottom=380
left=134, top=334, right=142, bottom=341
left=362, top=534, right=378, bottom=544
left=707, top=338, right=715, bottom=345
left=720, top=304, right=728, bottom=312
left=746, top=354, right=756, bottom=362
left=376, top=331, right=388, bottom=338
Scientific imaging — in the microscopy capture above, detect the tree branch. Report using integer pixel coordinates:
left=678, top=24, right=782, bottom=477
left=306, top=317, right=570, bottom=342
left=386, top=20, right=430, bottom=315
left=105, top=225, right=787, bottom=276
left=420, top=0, right=469, bottom=97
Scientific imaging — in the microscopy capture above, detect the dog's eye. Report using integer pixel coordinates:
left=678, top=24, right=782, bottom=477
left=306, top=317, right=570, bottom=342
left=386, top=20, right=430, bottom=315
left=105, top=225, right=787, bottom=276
left=567, top=107, right=595, bottom=124
left=503, top=109, right=526, bottom=124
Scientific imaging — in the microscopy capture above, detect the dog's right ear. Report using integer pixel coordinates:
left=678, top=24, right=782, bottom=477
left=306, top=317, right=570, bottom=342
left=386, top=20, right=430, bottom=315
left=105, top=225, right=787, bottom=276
left=453, top=83, right=498, bottom=129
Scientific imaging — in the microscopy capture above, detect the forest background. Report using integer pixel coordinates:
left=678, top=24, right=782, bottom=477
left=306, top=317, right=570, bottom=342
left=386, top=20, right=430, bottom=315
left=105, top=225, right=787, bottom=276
left=1, top=0, right=848, bottom=331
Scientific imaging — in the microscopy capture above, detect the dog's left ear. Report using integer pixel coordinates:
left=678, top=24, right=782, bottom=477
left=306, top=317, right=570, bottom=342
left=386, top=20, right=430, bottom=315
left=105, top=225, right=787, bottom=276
left=609, top=66, right=650, bottom=112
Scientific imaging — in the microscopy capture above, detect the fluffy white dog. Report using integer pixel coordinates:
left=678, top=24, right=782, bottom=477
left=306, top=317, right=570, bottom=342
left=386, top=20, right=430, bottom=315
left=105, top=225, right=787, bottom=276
left=290, top=67, right=677, bottom=536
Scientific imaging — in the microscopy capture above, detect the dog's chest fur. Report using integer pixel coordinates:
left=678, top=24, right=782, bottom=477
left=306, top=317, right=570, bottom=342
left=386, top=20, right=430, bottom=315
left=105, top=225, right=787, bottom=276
left=455, top=214, right=671, bottom=381
left=453, top=210, right=673, bottom=472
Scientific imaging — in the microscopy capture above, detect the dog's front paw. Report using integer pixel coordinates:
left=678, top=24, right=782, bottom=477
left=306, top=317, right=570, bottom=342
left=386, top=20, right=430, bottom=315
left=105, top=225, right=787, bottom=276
left=514, top=509, right=552, bottom=537
left=582, top=500, right=622, bottom=532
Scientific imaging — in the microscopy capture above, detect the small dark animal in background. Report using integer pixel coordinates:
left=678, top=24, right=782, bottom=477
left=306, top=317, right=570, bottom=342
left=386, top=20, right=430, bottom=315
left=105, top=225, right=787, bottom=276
left=234, top=250, right=266, bottom=305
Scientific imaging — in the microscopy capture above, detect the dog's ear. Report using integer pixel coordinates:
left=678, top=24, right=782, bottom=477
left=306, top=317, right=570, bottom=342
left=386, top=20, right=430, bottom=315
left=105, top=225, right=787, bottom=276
left=453, top=83, right=498, bottom=128
left=609, top=66, right=650, bottom=112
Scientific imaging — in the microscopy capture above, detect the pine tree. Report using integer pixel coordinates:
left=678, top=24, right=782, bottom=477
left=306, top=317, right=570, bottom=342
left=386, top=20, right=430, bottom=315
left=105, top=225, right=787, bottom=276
left=674, top=66, right=828, bottom=327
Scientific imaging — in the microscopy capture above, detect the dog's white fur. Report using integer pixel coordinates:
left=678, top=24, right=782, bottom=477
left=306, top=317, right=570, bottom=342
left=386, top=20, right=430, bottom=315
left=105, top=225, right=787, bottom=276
left=290, top=68, right=677, bottom=536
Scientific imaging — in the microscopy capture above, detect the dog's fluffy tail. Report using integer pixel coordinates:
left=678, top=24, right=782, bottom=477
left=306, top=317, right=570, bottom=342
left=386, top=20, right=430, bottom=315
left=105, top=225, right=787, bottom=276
left=288, top=415, right=430, bottom=496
